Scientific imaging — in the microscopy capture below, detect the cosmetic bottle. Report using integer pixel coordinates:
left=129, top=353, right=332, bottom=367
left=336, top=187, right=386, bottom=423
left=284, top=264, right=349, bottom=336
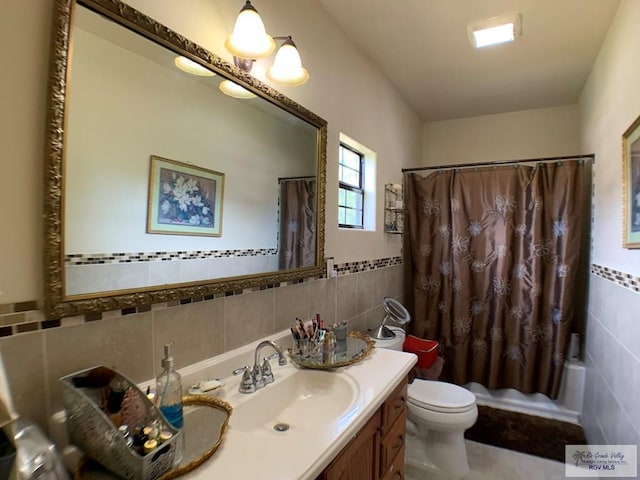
left=155, top=343, right=184, bottom=464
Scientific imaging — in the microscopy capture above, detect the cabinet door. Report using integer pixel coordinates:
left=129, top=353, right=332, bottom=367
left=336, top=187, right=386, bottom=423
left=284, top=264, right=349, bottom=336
left=320, top=410, right=381, bottom=480
left=380, top=409, right=406, bottom=478
left=381, top=378, right=408, bottom=436
left=381, top=445, right=405, bottom=480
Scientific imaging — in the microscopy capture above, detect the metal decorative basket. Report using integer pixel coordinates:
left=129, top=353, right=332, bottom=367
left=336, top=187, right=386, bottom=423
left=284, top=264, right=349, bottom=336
left=60, top=366, right=181, bottom=480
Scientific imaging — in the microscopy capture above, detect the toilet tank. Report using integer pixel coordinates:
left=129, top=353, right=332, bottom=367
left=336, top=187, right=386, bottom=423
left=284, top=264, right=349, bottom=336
left=372, top=327, right=406, bottom=351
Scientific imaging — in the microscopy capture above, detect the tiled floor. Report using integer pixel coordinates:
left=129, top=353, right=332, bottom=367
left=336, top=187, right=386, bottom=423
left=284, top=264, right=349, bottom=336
left=405, top=440, right=568, bottom=480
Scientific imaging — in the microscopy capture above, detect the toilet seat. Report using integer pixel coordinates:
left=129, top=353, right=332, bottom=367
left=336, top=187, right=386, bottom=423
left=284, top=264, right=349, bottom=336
left=408, top=380, right=476, bottom=413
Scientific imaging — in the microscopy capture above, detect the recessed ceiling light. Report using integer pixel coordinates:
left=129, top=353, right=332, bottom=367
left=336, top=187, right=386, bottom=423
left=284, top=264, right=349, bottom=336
left=468, top=13, right=521, bottom=49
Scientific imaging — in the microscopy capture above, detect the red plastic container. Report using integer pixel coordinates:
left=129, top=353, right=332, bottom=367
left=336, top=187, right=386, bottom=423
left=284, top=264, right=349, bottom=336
left=403, top=335, right=439, bottom=369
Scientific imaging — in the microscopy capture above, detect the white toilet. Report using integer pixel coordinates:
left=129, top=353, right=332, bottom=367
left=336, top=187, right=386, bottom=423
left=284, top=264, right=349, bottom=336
left=374, top=327, right=478, bottom=479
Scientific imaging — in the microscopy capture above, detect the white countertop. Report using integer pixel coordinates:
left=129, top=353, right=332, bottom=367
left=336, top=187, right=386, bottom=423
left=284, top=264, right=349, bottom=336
left=178, top=333, right=417, bottom=480
left=52, top=330, right=417, bottom=480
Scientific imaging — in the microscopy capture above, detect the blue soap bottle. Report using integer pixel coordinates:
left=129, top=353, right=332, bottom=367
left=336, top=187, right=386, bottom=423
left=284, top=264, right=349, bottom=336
left=156, top=343, right=184, bottom=463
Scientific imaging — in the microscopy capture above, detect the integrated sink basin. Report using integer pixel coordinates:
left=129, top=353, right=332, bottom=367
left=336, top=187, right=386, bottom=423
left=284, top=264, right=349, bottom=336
left=229, top=367, right=359, bottom=433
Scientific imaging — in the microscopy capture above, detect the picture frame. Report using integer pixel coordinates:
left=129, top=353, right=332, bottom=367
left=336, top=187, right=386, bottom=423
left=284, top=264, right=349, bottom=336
left=147, top=155, right=224, bottom=237
left=623, top=114, right=640, bottom=248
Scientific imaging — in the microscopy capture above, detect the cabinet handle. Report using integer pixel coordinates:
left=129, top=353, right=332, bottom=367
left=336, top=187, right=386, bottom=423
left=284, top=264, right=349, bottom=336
left=392, top=435, right=405, bottom=450
left=393, top=398, right=405, bottom=411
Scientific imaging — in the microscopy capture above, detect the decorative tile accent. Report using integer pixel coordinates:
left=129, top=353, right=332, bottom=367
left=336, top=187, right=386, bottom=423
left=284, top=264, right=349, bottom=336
left=84, top=312, right=102, bottom=322
left=62, top=315, right=86, bottom=327
left=0, top=255, right=403, bottom=336
left=14, top=301, right=38, bottom=312
left=65, top=248, right=279, bottom=265
left=335, top=256, right=403, bottom=275
left=0, top=313, right=26, bottom=326
left=41, top=319, right=61, bottom=329
left=591, top=264, right=640, bottom=292
left=15, top=323, right=39, bottom=333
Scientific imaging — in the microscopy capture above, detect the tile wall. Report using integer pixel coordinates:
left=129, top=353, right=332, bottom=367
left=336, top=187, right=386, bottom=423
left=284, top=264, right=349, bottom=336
left=584, top=266, right=640, bottom=472
left=0, top=261, right=404, bottom=435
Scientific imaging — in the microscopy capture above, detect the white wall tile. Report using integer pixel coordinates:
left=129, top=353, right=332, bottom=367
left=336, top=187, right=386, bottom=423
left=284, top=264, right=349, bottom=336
left=584, top=273, right=640, bottom=449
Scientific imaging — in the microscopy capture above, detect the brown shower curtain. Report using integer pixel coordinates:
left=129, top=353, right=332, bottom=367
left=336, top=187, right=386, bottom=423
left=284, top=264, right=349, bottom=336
left=406, top=161, right=586, bottom=398
left=279, top=178, right=316, bottom=270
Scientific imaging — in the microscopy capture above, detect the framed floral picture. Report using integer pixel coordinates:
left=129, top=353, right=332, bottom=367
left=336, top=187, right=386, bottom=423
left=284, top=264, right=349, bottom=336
left=623, top=114, right=640, bottom=248
left=147, top=155, right=224, bottom=236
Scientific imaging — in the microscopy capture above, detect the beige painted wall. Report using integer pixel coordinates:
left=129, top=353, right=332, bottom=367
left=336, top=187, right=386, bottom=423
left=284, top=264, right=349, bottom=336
left=66, top=25, right=315, bottom=253
left=0, top=2, right=53, bottom=305
left=0, top=0, right=417, bottom=432
left=580, top=0, right=640, bottom=272
left=0, top=0, right=421, bottom=304
left=422, top=105, right=580, bottom=166
left=122, top=0, right=422, bottom=266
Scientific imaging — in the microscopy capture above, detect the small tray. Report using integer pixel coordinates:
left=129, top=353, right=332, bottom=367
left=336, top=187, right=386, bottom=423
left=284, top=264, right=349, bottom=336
left=187, top=379, right=224, bottom=396
left=288, top=332, right=375, bottom=370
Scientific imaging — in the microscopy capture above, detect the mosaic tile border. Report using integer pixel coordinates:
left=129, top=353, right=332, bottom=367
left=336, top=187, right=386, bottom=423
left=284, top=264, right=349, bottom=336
left=65, top=248, right=278, bottom=265
left=591, top=264, right=640, bottom=292
left=336, top=256, right=403, bottom=275
left=0, top=255, right=403, bottom=336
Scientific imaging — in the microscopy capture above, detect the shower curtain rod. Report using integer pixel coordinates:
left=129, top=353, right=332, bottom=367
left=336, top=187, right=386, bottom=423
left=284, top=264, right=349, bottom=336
left=401, top=153, right=595, bottom=173
left=278, top=175, right=316, bottom=181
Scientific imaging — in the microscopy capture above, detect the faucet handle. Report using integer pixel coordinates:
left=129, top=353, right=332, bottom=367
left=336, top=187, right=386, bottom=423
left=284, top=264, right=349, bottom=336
left=261, top=358, right=274, bottom=384
left=234, top=366, right=256, bottom=394
left=252, top=364, right=264, bottom=389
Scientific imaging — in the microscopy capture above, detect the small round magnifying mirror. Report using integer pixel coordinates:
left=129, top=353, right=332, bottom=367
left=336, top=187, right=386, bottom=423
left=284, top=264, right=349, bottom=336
left=370, top=297, right=411, bottom=340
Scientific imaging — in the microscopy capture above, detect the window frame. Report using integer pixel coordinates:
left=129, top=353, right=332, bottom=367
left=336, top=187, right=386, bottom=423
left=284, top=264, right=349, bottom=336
left=338, top=143, right=365, bottom=229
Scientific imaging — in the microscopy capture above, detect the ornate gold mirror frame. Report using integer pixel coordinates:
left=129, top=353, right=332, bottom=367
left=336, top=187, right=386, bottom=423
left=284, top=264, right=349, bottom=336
left=44, top=0, right=327, bottom=319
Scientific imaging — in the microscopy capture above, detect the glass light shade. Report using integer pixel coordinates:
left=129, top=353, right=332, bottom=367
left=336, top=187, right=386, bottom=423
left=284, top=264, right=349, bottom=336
left=266, top=41, right=309, bottom=86
left=174, top=56, right=215, bottom=76
left=224, top=1, right=275, bottom=59
left=219, top=79, right=256, bottom=99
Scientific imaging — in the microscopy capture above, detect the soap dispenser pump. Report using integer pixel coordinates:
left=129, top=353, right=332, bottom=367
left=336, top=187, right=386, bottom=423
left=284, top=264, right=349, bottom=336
left=156, top=343, right=184, bottom=429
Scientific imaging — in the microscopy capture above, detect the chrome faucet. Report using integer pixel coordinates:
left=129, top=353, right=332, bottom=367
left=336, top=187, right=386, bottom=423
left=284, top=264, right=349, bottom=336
left=233, top=340, right=287, bottom=394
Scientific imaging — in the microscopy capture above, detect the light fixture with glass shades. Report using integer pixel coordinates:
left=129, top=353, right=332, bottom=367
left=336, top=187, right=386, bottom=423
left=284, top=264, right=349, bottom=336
left=468, top=13, right=521, bottom=49
left=266, top=36, right=309, bottom=86
left=174, top=56, right=216, bottom=76
left=224, top=0, right=309, bottom=89
left=218, top=79, right=257, bottom=99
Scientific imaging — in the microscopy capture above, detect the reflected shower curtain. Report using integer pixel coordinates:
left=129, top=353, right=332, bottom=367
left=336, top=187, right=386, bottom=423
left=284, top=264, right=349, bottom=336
left=279, top=179, right=316, bottom=270
left=406, top=161, right=586, bottom=398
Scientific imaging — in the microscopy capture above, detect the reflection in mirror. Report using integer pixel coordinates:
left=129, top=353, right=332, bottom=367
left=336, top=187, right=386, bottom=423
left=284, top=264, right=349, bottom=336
left=287, top=332, right=375, bottom=370
left=74, top=395, right=232, bottom=479
left=44, top=0, right=327, bottom=318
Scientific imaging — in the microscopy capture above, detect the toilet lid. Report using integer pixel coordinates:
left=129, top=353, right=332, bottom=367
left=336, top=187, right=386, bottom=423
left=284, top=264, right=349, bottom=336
left=408, top=380, right=476, bottom=413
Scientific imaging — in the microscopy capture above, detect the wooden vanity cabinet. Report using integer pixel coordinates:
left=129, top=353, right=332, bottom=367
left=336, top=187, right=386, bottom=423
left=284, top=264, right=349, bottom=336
left=318, top=376, right=408, bottom=480
left=379, top=379, right=408, bottom=480
left=320, top=409, right=381, bottom=480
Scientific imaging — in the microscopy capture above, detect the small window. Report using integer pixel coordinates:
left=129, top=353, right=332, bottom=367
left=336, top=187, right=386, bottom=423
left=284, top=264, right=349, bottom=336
left=338, top=143, right=364, bottom=229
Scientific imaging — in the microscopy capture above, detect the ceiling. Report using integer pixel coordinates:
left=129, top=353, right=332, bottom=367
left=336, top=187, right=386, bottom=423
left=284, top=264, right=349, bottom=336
left=317, top=0, right=620, bottom=122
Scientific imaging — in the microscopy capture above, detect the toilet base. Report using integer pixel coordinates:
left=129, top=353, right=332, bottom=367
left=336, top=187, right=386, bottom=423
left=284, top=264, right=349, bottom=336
left=405, top=421, right=471, bottom=479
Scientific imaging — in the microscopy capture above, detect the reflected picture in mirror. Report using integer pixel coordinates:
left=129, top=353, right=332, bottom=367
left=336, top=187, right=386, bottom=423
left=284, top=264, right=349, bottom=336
left=44, top=0, right=327, bottom=318
left=146, top=156, right=225, bottom=238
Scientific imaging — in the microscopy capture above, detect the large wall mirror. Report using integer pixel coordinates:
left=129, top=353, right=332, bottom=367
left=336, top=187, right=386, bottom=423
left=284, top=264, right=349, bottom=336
left=44, top=0, right=327, bottom=319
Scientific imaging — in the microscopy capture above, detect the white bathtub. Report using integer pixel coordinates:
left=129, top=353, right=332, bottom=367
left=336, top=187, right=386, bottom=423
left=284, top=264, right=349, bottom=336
left=464, top=361, right=585, bottom=424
